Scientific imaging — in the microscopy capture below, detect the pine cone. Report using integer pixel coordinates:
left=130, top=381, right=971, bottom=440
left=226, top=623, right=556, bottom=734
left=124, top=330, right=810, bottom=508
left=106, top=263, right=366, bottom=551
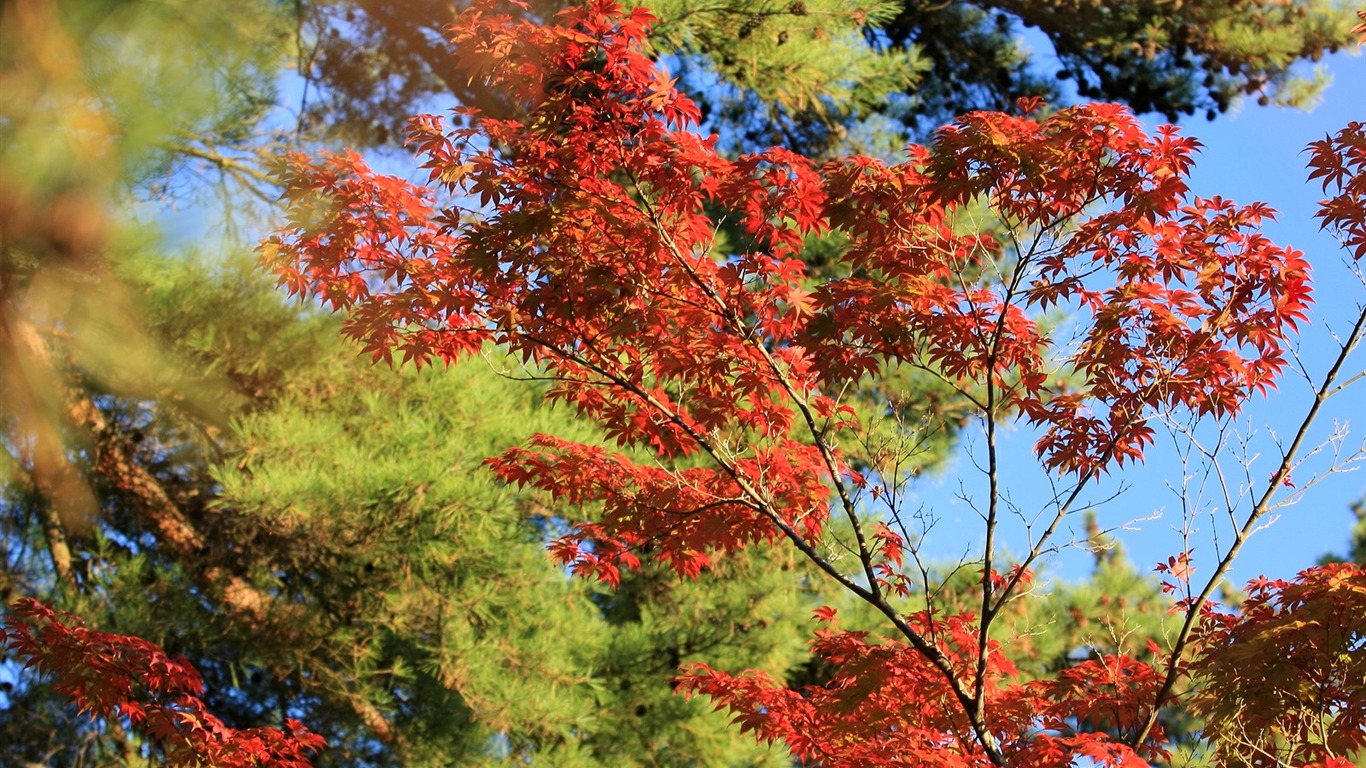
left=738, top=13, right=763, bottom=39
left=788, top=0, right=808, bottom=16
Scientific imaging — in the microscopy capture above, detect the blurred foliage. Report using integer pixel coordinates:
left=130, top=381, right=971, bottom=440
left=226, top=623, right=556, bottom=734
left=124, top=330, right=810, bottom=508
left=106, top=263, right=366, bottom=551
left=0, top=0, right=289, bottom=566
left=1320, top=494, right=1366, bottom=566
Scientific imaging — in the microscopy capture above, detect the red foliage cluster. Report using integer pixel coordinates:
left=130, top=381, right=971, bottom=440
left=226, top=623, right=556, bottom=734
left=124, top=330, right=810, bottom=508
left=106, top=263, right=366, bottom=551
left=679, top=604, right=1166, bottom=767
left=2, top=599, right=325, bottom=767
left=1308, top=120, right=1366, bottom=261
left=1187, top=564, right=1366, bottom=767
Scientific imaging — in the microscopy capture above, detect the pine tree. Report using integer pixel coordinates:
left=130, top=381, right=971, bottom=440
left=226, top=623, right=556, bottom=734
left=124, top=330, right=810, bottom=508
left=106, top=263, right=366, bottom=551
left=288, top=0, right=1358, bottom=157
left=881, top=0, right=1358, bottom=129
left=3, top=247, right=836, bottom=765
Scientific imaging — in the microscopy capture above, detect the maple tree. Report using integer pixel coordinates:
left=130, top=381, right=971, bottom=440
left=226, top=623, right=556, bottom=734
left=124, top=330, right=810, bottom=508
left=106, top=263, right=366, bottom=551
left=262, top=1, right=1366, bottom=765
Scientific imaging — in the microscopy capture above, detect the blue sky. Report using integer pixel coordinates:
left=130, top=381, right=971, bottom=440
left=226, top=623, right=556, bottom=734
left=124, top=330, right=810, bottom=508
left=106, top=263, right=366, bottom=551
left=1178, top=51, right=1366, bottom=579
left=907, top=49, right=1366, bottom=587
